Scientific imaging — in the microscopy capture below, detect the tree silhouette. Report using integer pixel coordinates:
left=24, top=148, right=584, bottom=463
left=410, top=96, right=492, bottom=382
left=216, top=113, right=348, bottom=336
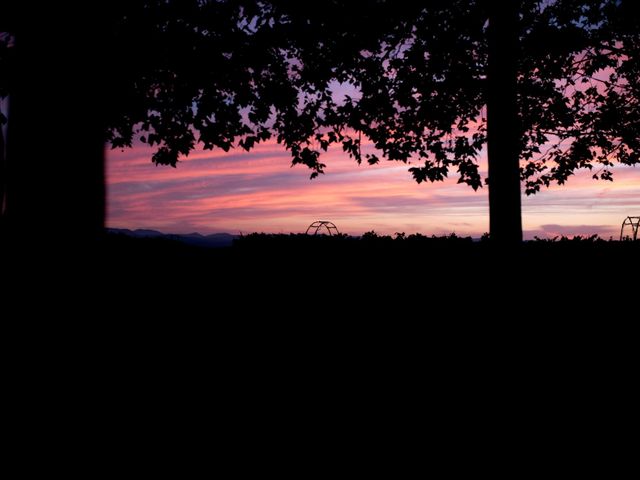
left=0, top=4, right=113, bottom=239
left=0, top=32, right=12, bottom=224
left=1, top=1, right=638, bottom=242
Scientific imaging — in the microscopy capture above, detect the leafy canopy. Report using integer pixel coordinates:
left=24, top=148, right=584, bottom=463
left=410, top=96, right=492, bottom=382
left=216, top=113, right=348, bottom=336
left=105, top=0, right=639, bottom=192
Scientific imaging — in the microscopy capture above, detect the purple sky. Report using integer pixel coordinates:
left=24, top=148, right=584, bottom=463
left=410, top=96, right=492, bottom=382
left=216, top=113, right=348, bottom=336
left=107, top=139, right=639, bottom=239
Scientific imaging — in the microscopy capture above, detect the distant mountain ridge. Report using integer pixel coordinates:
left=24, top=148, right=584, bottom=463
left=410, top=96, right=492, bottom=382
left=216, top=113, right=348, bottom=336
left=108, top=228, right=237, bottom=247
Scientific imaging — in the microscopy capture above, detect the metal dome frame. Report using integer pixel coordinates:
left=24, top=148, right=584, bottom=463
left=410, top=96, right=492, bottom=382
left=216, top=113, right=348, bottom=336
left=620, top=216, right=639, bottom=241
left=306, top=221, right=340, bottom=236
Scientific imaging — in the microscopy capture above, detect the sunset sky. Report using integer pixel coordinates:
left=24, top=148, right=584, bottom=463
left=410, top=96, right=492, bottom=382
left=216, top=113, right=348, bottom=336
left=107, top=140, right=639, bottom=239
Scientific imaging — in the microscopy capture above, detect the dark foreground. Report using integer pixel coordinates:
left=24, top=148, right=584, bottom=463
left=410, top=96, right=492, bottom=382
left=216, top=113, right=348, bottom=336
left=8, top=232, right=638, bottom=307
left=4, top=231, right=637, bottom=329
left=3, top=232, right=636, bottom=441
left=5, top=231, right=636, bottom=376
left=100, top=230, right=639, bottom=281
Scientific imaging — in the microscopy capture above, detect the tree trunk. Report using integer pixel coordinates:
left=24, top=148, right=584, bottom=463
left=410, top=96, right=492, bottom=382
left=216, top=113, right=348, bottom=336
left=487, top=2, right=523, bottom=243
left=0, top=107, right=5, bottom=225
left=5, top=7, right=105, bottom=246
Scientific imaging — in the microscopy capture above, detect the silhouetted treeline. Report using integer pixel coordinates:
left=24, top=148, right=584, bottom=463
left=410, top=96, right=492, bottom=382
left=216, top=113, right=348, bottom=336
left=101, top=231, right=639, bottom=278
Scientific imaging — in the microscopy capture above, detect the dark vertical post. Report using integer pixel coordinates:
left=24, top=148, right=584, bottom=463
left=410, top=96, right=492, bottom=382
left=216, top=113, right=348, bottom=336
left=487, top=1, right=523, bottom=243
left=5, top=5, right=105, bottom=245
left=0, top=108, right=5, bottom=222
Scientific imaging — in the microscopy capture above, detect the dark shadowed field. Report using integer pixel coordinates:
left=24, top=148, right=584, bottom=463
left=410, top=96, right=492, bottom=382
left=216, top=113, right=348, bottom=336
left=3, top=232, right=636, bottom=437
left=6, top=232, right=637, bottom=320
left=95, top=232, right=638, bottom=313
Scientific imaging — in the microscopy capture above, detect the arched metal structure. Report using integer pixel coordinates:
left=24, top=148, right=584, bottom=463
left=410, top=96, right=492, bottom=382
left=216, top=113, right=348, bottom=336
left=620, top=216, right=640, bottom=241
left=306, top=221, right=340, bottom=236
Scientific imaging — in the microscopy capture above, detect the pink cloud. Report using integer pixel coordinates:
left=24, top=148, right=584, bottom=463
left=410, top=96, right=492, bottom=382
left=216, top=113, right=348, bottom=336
left=107, top=140, right=640, bottom=238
